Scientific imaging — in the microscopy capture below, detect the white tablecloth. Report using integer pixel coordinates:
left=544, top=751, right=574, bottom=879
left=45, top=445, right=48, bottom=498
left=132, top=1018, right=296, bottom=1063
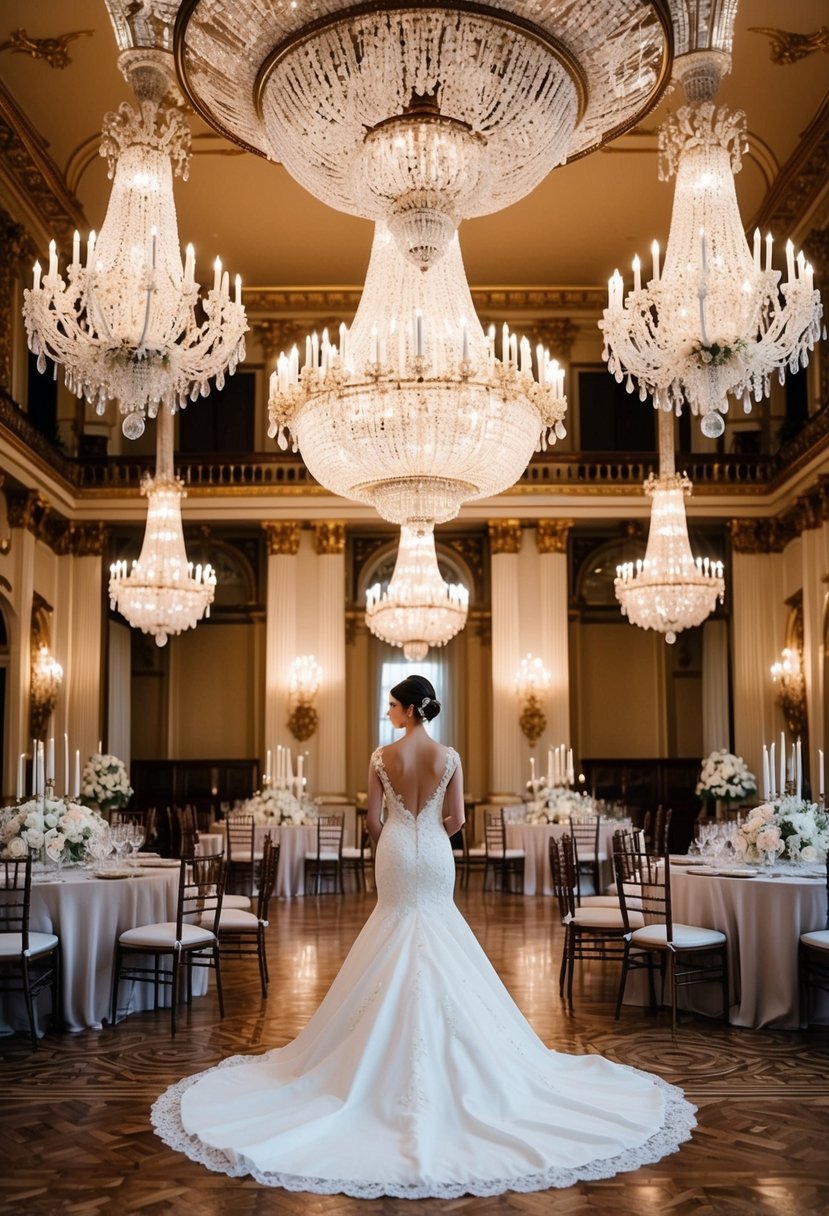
left=211, top=823, right=318, bottom=898
left=505, top=821, right=617, bottom=896
left=0, top=866, right=183, bottom=1035
left=195, top=833, right=224, bottom=857
left=625, top=866, right=829, bottom=1029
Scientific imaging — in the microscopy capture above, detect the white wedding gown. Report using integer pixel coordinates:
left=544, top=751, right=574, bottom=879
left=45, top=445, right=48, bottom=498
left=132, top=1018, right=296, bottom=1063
left=152, top=747, right=695, bottom=1199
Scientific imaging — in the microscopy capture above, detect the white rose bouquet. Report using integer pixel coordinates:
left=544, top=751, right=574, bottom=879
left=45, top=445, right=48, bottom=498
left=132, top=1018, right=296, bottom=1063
left=734, top=797, right=828, bottom=865
left=236, top=786, right=317, bottom=826
left=0, top=798, right=109, bottom=864
left=695, top=749, right=756, bottom=803
left=80, top=753, right=133, bottom=814
left=543, top=787, right=596, bottom=823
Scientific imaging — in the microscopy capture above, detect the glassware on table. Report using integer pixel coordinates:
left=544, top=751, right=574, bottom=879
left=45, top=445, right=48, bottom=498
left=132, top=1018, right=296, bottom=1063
left=85, top=828, right=113, bottom=869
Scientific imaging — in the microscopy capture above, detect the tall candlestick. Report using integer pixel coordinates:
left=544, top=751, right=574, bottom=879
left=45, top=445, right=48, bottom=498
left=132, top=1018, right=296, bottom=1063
left=547, top=746, right=553, bottom=789
left=297, top=753, right=304, bottom=792
left=529, top=756, right=536, bottom=786
left=567, top=749, right=574, bottom=786
left=819, top=749, right=825, bottom=800
left=64, top=733, right=70, bottom=795
left=98, top=739, right=103, bottom=755
left=795, top=740, right=802, bottom=801
left=36, top=742, right=45, bottom=799
left=46, top=736, right=55, bottom=783
left=73, top=749, right=80, bottom=799
left=17, top=752, right=24, bottom=802
left=769, top=742, right=776, bottom=800
left=31, top=738, right=37, bottom=797
left=779, top=731, right=785, bottom=796
left=762, top=744, right=770, bottom=802
left=266, top=749, right=272, bottom=782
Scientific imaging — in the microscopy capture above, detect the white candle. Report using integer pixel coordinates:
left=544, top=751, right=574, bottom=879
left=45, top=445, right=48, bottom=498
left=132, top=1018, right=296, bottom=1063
left=33, top=261, right=42, bottom=291
left=632, top=254, right=641, bottom=293
left=36, top=742, right=45, bottom=799
left=266, top=749, right=272, bottom=781
left=46, top=737, right=55, bottom=783
left=30, top=738, right=37, bottom=797
left=753, top=228, right=761, bottom=271
left=97, top=739, right=103, bottom=755
left=819, top=749, right=825, bottom=800
left=762, top=745, right=770, bottom=802
left=788, top=743, right=795, bottom=787
left=17, top=752, right=24, bottom=802
left=86, top=229, right=96, bottom=269
left=72, top=229, right=80, bottom=266
left=286, top=747, right=294, bottom=783
left=234, top=274, right=241, bottom=305
left=297, top=753, right=304, bottom=791
left=48, top=239, right=57, bottom=278
left=769, top=742, right=776, bottom=800
left=785, top=239, right=795, bottom=282
left=567, top=749, right=574, bottom=786
left=73, top=749, right=80, bottom=799
left=651, top=239, right=660, bottom=282
left=795, top=740, right=802, bottom=801
left=765, top=232, right=773, bottom=272
left=530, top=756, right=536, bottom=785
left=64, top=733, right=70, bottom=795
left=779, top=731, right=785, bottom=796
left=213, top=256, right=222, bottom=293
left=547, top=746, right=553, bottom=788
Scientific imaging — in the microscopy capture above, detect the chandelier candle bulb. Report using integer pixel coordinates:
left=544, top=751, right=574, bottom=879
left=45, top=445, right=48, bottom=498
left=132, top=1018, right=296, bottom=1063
left=786, top=240, right=795, bottom=282
left=184, top=243, right=195, bottom=286
left=72, top=229, right=80, bottom=266
left=213, top=257, right=221, bottom=293
left=32, top=261, right=41, bottom=291
left=632, top=255, right=641, bottom=293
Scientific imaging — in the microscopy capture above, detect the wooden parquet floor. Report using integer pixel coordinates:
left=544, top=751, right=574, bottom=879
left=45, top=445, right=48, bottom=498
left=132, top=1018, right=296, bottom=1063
left=1, top=889, right=828, bottom=1215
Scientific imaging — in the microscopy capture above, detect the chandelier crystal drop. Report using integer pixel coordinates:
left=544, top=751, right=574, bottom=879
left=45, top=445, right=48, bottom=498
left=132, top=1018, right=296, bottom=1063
left=268, top=225, right=567, bottom=530
left=614, top=410, right=724, bottom=644
left=175, top=2, right=671, bottom=267
left=109, top=408, right=216, bottom=647
left=600, top=52, right=823, bottom=436
left=365, top=527, right=469, bottom=661
left=22, top=49, right=247, bottom=439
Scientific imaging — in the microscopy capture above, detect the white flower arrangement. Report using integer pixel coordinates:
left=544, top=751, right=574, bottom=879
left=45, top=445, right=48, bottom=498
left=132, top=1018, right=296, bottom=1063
left=0, top=797, right=109, bottom=864
left=695, top=749, right=756, bottom=802
left=524, top=786, right=596, bottom=824
left=236, top=786, right=318, bottom=827
left=735, top=797, right=828, bottom=865
left=80, top=753, right=133, bottom=813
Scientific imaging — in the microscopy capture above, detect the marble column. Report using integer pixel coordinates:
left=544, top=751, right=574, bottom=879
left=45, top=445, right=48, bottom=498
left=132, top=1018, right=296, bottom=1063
left=489, top=520, right=523, bottom=795
left=313, top=522, right=347, bottom=797
left=262, top=522, right=300, bottom=780
left=536, top=520, right=572, bottom=749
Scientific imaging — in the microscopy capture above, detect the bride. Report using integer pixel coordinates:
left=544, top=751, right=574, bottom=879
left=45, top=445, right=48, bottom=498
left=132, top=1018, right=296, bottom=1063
left=152, top=673, right=695, bottom=1198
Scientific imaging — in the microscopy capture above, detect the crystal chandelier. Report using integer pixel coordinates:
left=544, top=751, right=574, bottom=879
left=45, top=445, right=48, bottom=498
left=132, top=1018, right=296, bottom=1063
left=365, top=527, right=469, bottom=660
left=22, top=48, right=247, bottom=439
left=600, top=44, right=823, bottom=438
left=109, top=408, right=216, bottom=647
left=615, top=410, right=724, bottom=643
left=269, top=225, right=567, bottom=530
left=175, top=2, right=671, bottom=269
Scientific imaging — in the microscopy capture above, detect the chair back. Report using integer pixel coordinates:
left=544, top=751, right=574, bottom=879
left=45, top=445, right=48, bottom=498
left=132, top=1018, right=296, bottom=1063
left=178, top=855, right=227, bottom=937
left=256, top=837, right=280, bottom=920
left=548, top=835, right=575, bottom=921
left=643, top=805, right=673, bottom=853
left=174, top=805, right=198, bottom=857
left=570, top=812, right=600, bottom=857
left=612, top=845, right=672, bottom=937
left=226, top=814, right=255, bottom=863
left=314, top=813, right=344, bottom=859
left=0, top=856, right=33, bottom=950
left=484, top=810, right=507, bottom=857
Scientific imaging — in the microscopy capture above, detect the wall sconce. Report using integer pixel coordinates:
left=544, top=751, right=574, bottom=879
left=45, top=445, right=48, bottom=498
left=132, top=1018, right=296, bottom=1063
left=287, top=654, right=322, bottom=742
left=514, top=654, right=551, bottom=747
left=770, top=647, right=806, bottom=737
left=31, top=643, right=63, bottom=740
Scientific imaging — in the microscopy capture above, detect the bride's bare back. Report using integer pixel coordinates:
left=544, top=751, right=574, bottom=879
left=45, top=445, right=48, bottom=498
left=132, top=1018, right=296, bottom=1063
left=381, top=735, right=450, bottom=817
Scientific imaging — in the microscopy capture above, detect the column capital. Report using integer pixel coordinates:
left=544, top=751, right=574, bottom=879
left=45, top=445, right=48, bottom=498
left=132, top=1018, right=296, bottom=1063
left=314, top=521, right=346, bottom=555
left=488, top=519, right=522, bottom=554
left=729, top=518, right=791, bottom=554
left=536, top=519, right=573, bottom=554
left=262, top=521, right=301, bottom=555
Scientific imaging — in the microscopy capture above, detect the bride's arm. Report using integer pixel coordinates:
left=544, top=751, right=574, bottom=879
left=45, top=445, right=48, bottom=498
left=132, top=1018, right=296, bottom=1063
left=366, top=761, right=384, bottom=845
left=442, top=762, right=465, bottom=837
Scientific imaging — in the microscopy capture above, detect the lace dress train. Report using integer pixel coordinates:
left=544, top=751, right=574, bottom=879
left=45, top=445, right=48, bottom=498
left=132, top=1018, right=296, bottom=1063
left=152, top=747, right=695, bottom=1199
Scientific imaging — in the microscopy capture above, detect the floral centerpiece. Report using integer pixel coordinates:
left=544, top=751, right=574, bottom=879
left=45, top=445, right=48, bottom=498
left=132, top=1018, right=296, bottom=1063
left=525, top=787, right=596, bottom=825
left=0, top=797, right=109, bottom=864
left=80, top=753, right=133, bottom=814
left=695, top=749, right=756, bottom=807
left=236, top=786, right=317, bottom=827
left=735, top=797, right=829, bottom=865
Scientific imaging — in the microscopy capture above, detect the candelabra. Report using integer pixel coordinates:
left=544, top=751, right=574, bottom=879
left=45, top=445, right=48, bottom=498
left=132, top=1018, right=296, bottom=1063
left=30, top=643, right=63, bottom=741
left=22, top=48, right=246, bottom=439
left=771, top=647, right=807, bottom=737
left=287, top=656, right=322, bottom=742
left=515, top=655, right=551, bottom=747
left=365, top=526, right=469, bottom=660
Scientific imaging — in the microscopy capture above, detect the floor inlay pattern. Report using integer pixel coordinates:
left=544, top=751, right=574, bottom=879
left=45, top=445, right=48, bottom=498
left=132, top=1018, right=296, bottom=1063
left=1, top=888, right=828, bottom=1215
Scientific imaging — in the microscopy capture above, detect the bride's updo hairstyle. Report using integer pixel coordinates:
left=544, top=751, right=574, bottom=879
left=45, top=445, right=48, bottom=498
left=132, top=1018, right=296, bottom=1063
left=391, top=674, right=441, bottom=722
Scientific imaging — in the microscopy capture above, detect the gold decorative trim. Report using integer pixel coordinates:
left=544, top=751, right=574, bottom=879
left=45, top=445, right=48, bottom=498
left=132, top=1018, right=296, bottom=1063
left=728, top=518, right=797, bottom=555
left=488, top=519, right=522, bottom=554
left=6, top=488, right=106, bottom=554
left=0, top=28, right=92, bottom=70
left=748, top=26, right=829, bottom=66
left=314, top=521, right=346, bottom=555
left=0, top=207, right=31, bottom=392
left=536, top=519, right=573, bottom=553
left=262, top=521, right=301, bottom=555
left=749, top=92, right=829, bottom=236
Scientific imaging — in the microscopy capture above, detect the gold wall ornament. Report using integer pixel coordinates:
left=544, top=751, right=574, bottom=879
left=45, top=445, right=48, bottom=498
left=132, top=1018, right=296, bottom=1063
left=0, top=28, right=93, bottom=70
left=518, top=695, right=547, bottom=747
left=514, top=654, right=551, bottom=748
left=536, top=519, right=573, bottom=554
left=530, top=319, right=579, bottom=360
left=488, top=520, right=523, bottom=555
left=287, top=654, right=322, bottom=742
left=262, top=521, right=301, bottom=555
left=770, top=646, right=807, bottom=737
left=314, top=521, right=346, bottom=555
left=251, top=318, right=306, bottom=364
left=287, top=701, right=319, bottom=743
left=748, top=26, right=829, bottom=66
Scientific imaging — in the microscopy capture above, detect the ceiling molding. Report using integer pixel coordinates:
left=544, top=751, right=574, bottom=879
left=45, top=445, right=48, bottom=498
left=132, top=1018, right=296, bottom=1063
left=749, top=90, right=829, bottom=238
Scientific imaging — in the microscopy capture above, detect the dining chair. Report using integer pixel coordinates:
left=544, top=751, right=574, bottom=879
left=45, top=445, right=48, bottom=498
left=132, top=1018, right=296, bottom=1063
left=483, top=810, right=525, bottom=894
left=342, top=810, right=374, bottom=891
left=225, top=813, right=264, bottom=898
left=213, top=837, right=280, bottom=997
left=557, top=835, right=620, bottom=909
left=305, top=813, right=345, bottom=894
left=0, top=855, right=61, bottom=1050
left=111, top=855, right=227, bottom=1036
left=799, top=854, right=829, bottom=1024
left=548, top=836, right=631, bottom=1012
left=643, top=805, right=673, bottom=854
left=451, top=821, right=487, bottom=889
left=569, top=812, right=607, bottom=897
left=612, top=844, right=729, bottom=1032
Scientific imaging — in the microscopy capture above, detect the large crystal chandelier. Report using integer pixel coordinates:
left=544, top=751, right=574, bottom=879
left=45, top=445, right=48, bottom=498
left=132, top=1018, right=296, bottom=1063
left=615, top=410, right=724, bottom=643
left=365, top=527, right=469, bottom=660
left=22, top=48, right=247, bottom=439
left=600, top=41, right=823, bottom=438
left=269, top=225, right=566, bottom=529
left=109, top=408, right=216, bottom=647
left=175, top=2, right=671, bottom=269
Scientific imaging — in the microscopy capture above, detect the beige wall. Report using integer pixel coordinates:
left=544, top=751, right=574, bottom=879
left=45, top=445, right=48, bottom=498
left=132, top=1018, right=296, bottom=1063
left=575, top=623, right=666, bottom=758
left=168, top=623, right=258, bottom=759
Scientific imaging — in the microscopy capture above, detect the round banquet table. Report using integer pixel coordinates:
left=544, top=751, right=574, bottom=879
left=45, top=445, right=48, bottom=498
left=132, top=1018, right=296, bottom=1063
left=0, top=865, right=190, bottom=1036
left=505, top=820, right=617, bottom=896
left=624, top=864, right=829, bottom=1029
left=210, top=822, right=318, bottom=898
